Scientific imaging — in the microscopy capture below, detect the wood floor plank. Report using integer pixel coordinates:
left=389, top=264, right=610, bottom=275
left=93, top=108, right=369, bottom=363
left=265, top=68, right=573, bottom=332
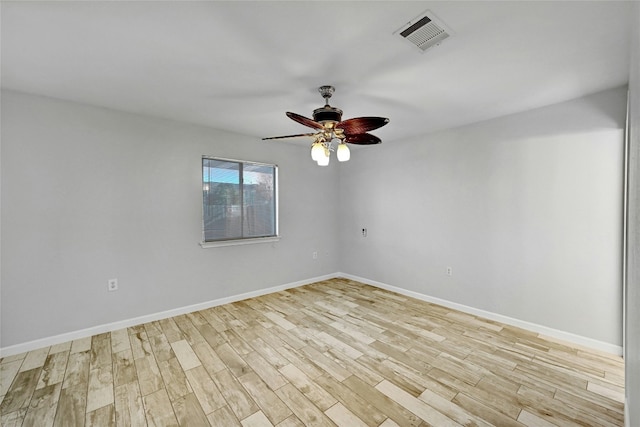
left=343, top=374, right=422, bottom=427
left=70, top=337, right=92, bottom=354
left=149, top=333, right=176, bottom=363
left=134, top=355, right=163, bottom=397
left=212, top=368, right=260, bottom=421
left=159, top=318, right=185, bottom=343
left=184, top=365, right=227, bottom=414
left=1, top=408, right=28, bottom=427
left=196, top=323, right=228, bottom=349
left=314, top=373, right=388, bottom=426
left=419, top=388, right=494, bottom=427
left=0, top=367, right=42, bottom=414
left=86, top=403, right=115, bottom=426
left=275, top=345, right=325, bottom=380
left=37, top=351, right=69, bottom=390
left=279, top=363, right=337, bottom=411
left=20, top=347, right=49, bottom=372
left=158, top=357, right=193, bottom=401
left=90, top=333, right=112, bottom=369
left=0, top=359, right=23, bottom=397
left=247, top=337, right=290, bottom=370
left=173, top=315, right=206, bottom=346
left=244, top=351, right=288, bottom=390
left=111, top=328, right=132, bottom=354
left=208, top=405, right=241, bottom=427
left=223, top=328, right=255, bottom=356
left=241, top=410, right=274, bottom=427
left=215, top=342, right=251, bottom=377
left=296, top=345, right=351, bottom=382
left=376, top=379, right=462, bottom=427
left=517, top=409, right=558, bottom=427
left=452, top=392, right=525, bottom=427
left=54, top=385, right=87, bottom=426
left=62, top=351, right=90, bottom=390
left=86, top=365, right=114, bottom=413
left=237, top=371, right=292, bottom=425
left=113, top=349, right=137, bottom=387
left=324, top=402, right=369, bottom=427
left=114, top=382, right=146, bottom=427
left=143, top=388, right=179, bottom=427
left=172, top=392, right=210, bottom=427
left=144, top=321, right=165, bottom=337
left=170, top=339, right=202, bottom=371
left=0, top=278, right=625, bottom=427
left=22, top=382, right=62, bottom=427
left=274, top=415, right=305, bottom=427
left=192, top=341, right=227, bottom=375
left=129, top=330, right=153, bottom=360
left=274, top=383, right=336, bottom=427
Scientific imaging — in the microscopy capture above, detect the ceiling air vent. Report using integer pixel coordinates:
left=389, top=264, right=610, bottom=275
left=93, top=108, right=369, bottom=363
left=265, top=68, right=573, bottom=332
left=394, top=10, right=452, bottom=53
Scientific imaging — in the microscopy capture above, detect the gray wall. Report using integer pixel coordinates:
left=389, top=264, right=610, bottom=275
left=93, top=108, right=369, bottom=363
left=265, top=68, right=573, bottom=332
left=625, top=2, right=640, bottom=425
left=1, top=85, right=628, bottom=353
left=339, top=86, right=627, bottom=347
left=1, top=90, right=340, bottom=348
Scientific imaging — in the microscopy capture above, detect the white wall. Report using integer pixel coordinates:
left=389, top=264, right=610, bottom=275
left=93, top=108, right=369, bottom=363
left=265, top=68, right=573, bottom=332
left=625, top=2, right=640, bottom=425
left=339, top=86, right=627, bottom=347
left=0, top=90, right=340, bottom=348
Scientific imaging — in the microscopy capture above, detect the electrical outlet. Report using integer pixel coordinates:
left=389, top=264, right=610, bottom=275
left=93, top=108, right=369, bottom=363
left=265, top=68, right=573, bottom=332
left=446, top=267, right=453, bottom=276
left=312, top=251, right=318, bottom=259
left=108, top=278, right=119, bottom=292
left=362, top=228, right=367, bottom=237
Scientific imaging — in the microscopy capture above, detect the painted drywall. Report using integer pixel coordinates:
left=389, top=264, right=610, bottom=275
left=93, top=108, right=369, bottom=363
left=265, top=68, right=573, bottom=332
left=625, top=2, right=640, bottom=425
left=339, top=86, right=627, bottom=347
left=0, top=90, right=340, bottom=348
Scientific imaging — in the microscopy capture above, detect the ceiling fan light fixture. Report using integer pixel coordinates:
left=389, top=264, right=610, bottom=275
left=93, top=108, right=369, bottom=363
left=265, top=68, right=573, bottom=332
left=263, top=85, right=389, bottom=166
left=311, top=141, right=324, bottom=161
left=336, top=143, right=350, bottom=162
left=317, top=150, right=330, bottom=166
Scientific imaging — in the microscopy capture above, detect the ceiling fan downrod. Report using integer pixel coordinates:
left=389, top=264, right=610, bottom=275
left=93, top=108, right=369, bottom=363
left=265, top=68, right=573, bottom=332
left=318, top=85, right=335, bottom=106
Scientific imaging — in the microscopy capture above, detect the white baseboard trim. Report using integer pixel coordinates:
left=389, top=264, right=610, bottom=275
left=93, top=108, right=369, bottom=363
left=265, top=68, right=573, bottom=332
left=1, top=272, right=622, bottom=357
left=338, top=272, right=623, bottom=356
left=0, top=273, right=339, bottom=357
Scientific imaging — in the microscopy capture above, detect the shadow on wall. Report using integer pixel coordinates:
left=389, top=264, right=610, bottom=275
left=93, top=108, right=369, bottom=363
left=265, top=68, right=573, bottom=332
left=420, top=86, right=628, bottom=145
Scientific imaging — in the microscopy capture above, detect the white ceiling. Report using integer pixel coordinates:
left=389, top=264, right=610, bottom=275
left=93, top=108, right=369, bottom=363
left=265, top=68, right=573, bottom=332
left=1, top=1, right=633, bottom=144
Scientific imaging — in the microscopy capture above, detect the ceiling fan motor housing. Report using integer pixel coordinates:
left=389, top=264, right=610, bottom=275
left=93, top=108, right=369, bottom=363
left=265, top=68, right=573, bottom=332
left=313, top=106, right=343, bottom=124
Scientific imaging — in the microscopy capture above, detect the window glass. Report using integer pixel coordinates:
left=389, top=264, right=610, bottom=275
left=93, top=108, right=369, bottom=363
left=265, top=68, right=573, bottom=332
left=203, top=158, right=277, bottom=242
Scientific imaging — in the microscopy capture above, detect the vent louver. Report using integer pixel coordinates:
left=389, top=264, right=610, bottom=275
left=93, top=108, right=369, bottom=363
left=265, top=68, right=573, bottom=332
left=395, top=11, right=451, bottom=52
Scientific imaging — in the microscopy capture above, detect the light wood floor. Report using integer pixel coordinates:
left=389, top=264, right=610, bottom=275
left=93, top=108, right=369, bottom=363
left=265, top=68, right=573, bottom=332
left=0, top=278, right=625, bottom=426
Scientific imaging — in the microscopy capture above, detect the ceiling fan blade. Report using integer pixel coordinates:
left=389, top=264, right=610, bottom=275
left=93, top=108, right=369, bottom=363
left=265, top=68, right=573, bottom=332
left=344, top=133, right=382, bottom=145
left=338, top=117, right=389, bottom=134
left=286, top=112, right=324, bottom=130
left=262, top=132, right=317, bottom=140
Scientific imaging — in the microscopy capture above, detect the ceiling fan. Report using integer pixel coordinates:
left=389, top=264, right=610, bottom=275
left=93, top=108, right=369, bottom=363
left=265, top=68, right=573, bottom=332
left=263, top=86, right=389, bottom=166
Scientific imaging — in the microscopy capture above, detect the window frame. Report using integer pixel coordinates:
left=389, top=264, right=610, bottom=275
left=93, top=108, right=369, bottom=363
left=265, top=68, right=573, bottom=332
left=200, top=156, right=279, bottom=248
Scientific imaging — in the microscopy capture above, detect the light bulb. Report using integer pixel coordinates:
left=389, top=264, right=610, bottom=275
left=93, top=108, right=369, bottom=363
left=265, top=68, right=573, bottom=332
left=311, top=142, right=324, bottom=161
left=336, top=143, right=350, bottom=162
left=317, top=149, right=330, bottom=166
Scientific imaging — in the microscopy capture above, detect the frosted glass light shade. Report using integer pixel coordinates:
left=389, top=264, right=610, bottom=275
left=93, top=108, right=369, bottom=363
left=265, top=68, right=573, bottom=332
left=336, top=143, right=350, bottom=162
left=311, top=143, right=324, bottom=161
left=317, top=149, right=330, bottom=166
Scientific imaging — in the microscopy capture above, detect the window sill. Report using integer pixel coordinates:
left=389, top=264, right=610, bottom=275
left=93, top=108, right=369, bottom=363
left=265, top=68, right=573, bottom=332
left=200, top=236, right=280, bottom=248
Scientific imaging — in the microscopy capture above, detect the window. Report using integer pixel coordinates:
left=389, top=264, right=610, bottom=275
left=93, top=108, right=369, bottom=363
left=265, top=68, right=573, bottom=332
left=202, top=157, right=278, bottom=245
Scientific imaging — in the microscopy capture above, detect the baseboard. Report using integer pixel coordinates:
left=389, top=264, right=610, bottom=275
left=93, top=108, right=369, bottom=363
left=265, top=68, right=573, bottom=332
left=0, top=273, right=339, bottom=357
left=1, top=271, right=622, bottom=357
left=338, top=272, right=623, bottom=356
